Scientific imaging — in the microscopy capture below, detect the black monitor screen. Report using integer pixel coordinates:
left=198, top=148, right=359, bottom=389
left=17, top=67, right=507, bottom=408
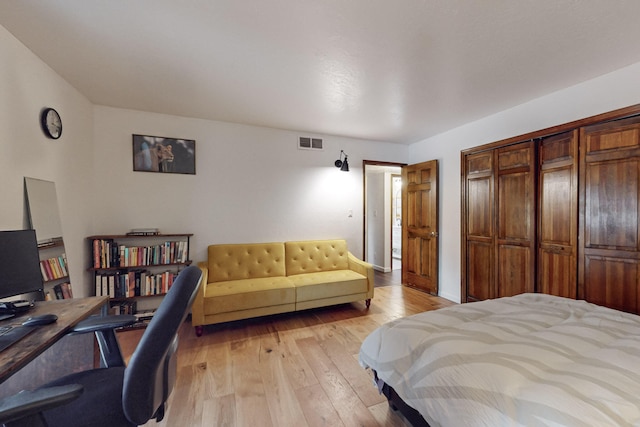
left=0, top=230, right=44, bottom=300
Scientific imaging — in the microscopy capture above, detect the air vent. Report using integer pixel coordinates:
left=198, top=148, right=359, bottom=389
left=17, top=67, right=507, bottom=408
left=298, top=137, right=323, bottom=150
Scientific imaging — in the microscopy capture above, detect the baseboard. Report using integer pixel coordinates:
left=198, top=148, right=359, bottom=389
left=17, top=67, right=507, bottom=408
left=438, top=290, right=460, bottom=304
left=373, top=265, right=391, bottom=273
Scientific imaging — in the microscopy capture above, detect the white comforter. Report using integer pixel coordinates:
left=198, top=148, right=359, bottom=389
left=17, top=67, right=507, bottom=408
left=359, top=293, right=640, bottom=427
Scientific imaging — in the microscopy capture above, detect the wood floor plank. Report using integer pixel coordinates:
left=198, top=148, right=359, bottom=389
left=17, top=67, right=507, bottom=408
left=204, top=341, right=235, bottom=397
left=258, top=334, right=309, bottom=426
left=276, top=336, right=319, bottom=390
left=368, top=401, right=411, bottom=427
left=318, top=334, right=386, bottom=408
left=297, top=383, right=345, bottom=427
left=231, top=337, right=273, bottom=427
left=202, top=394, right=236, bottom=427
left=157, top=364, right=204, bottom=426
left=296, top=336, right=380, bottom=426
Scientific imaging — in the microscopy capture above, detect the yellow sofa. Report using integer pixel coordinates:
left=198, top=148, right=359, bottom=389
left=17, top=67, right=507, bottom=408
left=192, top=239, right=374, bottom=335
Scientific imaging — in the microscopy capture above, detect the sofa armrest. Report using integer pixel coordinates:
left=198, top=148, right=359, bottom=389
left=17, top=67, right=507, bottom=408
left=347, top=252, right=375, bottom=299
left=192, top=262, right=209, bottom=326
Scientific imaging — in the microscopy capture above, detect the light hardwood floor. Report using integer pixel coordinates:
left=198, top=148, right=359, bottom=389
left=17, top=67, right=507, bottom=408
left=119, top=273, right=454, bottom=427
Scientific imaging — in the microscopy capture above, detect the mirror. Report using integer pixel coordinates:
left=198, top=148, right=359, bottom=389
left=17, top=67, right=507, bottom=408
left=24, top=177, right=63, bottom=245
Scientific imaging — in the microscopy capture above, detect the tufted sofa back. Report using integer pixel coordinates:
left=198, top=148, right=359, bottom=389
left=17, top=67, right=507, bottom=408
left=285, top=240, right=349, bottom=276
left=208, top=242, right=286, bottom=282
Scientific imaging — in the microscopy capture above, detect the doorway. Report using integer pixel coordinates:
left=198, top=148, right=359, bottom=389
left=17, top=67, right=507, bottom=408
left=391, top=174, right=402, bottom=271
left=363, top=161, right=405, bottom=273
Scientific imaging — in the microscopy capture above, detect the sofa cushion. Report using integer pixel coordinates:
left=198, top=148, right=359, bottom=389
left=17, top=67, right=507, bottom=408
left=288, top=270, right=368, bottom=302
left=208, top=242, right=286, bottom=282
left=203, top=276, right=295, bottom=314
left=285, top=240, right=349, bottom=276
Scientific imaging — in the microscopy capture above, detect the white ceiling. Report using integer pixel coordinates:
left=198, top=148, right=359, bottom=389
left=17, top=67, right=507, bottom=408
left=3, top=1, right=640, bottom=144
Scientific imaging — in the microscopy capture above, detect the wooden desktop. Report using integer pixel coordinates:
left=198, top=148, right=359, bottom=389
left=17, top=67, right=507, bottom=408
left=0, top=296, right=108, bottom=397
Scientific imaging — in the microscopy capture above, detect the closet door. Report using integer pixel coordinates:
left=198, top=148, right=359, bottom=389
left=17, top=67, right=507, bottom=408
left=538, top=131, right=578, bottom=298
left=580, top=116, right=640, bottom=314
left=463, top=151, right=494, bottom=301
left=495, top=142, right=536, bottom=297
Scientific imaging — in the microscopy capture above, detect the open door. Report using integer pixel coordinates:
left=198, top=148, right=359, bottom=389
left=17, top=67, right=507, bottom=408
left=402, top=160, right=439, bottom=294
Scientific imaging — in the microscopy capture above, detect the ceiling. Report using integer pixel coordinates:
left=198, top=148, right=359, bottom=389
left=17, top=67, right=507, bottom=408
left=3, top=1, right=640, bottom=144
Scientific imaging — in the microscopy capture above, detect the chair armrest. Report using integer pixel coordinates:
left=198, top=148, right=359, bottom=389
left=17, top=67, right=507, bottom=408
left=70, top=314, right=137, bottom=334
left=68, top=315, right=136, bottom=368
left=0, top=384, right=83, bottom=426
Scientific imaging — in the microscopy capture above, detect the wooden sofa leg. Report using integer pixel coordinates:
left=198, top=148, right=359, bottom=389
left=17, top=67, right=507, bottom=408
left=195, top=326, right=204, bottom=337
left=365, top=299, right=371, bottom=309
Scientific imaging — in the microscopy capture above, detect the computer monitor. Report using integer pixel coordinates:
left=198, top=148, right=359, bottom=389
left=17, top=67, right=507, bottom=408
left=0, top=229, right=44, bottom=301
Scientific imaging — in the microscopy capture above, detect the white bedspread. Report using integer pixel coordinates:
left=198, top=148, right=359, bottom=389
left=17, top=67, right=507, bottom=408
left=359, top=293, right=640, bottom=427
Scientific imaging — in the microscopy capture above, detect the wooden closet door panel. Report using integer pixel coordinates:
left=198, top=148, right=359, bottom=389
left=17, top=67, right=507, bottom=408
left=467, top=241, right=492, bottom=301
left=495, top=142, right=535, bottom=297
left=584, top=159, right=639, bottom=250
left=497, top=245, right=532, bottom=297
left=584, top=255, right=639, bottom=313
left=467, top=177, right=492, bottom=237
left=463, top=151, right=494, bottom=301
left=538, top=131, right=578, bottom=298
left=580, top=116, right=640, bottom=313
left=539, top=250, right=575, bottom=297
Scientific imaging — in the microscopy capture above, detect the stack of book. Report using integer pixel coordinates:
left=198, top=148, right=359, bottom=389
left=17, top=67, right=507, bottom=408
left=111, top=300, right=136, bottom=316
left=126, top=228, right=159, bottom=236
left=92, top=239, right=188, bottom=268
left=40, top=253, right=69, bottom=281
left=45, top=282, right=73, bottom=300
left=95, top=269, right=177, bottom=298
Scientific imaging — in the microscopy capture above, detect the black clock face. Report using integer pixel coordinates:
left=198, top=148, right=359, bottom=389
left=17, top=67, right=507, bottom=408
left=41, top=108, right=62, bottom=139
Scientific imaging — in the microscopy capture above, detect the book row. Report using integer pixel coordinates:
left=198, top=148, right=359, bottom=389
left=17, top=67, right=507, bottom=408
left=110, top=302, right=155, bottom=326
left=110, top=300, right=137, bottom=316
left=40, top=254, right=69, bottom=282
left=92, top=239, right=189, bottom=268
left=95, top=269, right=178, bottom=298
left=44, top=282, right=73, bottom=300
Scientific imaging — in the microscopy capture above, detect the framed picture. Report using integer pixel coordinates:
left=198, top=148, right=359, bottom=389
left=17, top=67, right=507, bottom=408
left=132, top=134, right=196, bottom=175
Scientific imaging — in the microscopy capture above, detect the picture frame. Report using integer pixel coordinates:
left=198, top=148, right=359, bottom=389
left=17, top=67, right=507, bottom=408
left=132, top=134, right=196, bottom=175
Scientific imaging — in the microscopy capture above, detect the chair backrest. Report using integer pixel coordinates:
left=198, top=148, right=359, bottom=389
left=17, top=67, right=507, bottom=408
left=121, top=265, right=202, bottom=424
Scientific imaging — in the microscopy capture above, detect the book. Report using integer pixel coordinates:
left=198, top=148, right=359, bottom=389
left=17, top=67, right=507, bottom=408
left=127, top=228, right=159, bottom=236
left=108, top=274, right=115, bottom=298
left=60, top=282, right=72, bottom=299
left=64, top=282, right=73, bottom=298
left=53, top=284, right=64, bottom=299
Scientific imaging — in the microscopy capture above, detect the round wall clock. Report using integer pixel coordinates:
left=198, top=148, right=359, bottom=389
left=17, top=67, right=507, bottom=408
left=40, top=108, right=62, bottom=139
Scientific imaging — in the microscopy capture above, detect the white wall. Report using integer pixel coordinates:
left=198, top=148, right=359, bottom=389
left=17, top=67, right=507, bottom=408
left=410, top=61, right=640, bottom=303
left=0, top=25, right=94, bottom=297
left=92, top=106, right=408, bottom=278
left=366, top=173, right=385, bottom=270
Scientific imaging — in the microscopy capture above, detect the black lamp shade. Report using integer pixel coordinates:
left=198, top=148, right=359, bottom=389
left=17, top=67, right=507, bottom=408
left=334, top=150, right=350, bottom=172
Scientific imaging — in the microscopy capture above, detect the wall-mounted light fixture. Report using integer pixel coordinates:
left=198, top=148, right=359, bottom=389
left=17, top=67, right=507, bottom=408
left=334, top=150, right=349, bottom=172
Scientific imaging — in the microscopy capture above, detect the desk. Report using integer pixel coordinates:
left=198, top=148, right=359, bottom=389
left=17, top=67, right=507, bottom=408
left=0, top=296, right=108, bottom=388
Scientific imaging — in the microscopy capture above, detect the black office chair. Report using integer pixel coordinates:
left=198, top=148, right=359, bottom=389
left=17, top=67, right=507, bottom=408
left=0, top=265, right=203, bottom=427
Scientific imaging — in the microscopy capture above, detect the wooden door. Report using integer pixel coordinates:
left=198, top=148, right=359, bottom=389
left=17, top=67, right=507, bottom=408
left=495, top=142, right=536, bottom=297
left=538, top=131, right=578, bottom=298
left=402, top=160, right=438, bottom=294
left=463, top=151, right=494, bottom=302
left=580, top=116, right=640, bottom=314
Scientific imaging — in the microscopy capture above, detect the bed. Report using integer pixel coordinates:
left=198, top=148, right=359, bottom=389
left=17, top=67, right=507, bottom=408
left=359, top=293, right=640, bottom=426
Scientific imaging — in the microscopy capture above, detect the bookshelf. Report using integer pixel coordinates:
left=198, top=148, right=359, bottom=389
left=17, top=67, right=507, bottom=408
left=87, top=233, right=193, bottom=327
left=38, top=239, right=72, bottom=301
